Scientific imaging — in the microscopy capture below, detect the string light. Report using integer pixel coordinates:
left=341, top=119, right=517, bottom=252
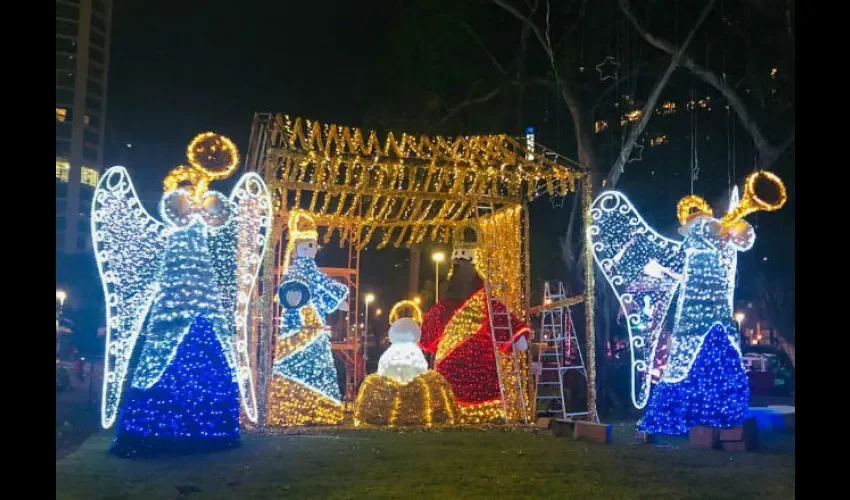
left=589, top=171, right=785, bottom=434
left=588, top=191, right=685, bottom=409
left=93, top=166, right=167, bottom=429
left=354, top=371, right=457, bottom=427
left=264, top=115, right=582, bottom=250
left=421, top=282, right=530, bottom=424
left=354, top=307, right=459, bottom=427
left=377, top=317, right=428, bottom=384
left=639, top=325, right=749, bottom=435
left=110, top=315, right=241, bottom=457
left=186, top=131, right=239, bottom=179
left=388, top=300, right=423, bottom=325
left=93, top=134, right=271, bottom=432
left=267, top=214, right=348, bottom=426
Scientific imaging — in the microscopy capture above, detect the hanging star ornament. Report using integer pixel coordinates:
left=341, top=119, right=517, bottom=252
left=596, top=56, right=621, bottom=81
left=628, top=142, right=645, bottom=163
left=549, top=196, right=566, bottom=209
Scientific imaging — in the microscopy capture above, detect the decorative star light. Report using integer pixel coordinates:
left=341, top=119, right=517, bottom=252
left=596, top=56, right=621, bottom=81
left=628, top=142, right=645, bottom=163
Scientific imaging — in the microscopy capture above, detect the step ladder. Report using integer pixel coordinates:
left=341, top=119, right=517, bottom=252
left=474, top=206, right=529, bottom=425
left=534, top=281, right=592, bottom=421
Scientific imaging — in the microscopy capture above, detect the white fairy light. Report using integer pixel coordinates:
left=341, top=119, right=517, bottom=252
left=92, top=167, right=270, bottom=428
left=588, top=191, right=684, bottom=409
left=377, top=317, right=428, bottom=384
left=588, top=189, right=757, bottom=408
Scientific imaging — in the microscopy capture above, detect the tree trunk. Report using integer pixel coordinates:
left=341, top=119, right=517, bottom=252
left=775, top=329, right=795, bottom=369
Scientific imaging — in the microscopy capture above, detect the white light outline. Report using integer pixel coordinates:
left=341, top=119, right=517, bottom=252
left=587, top=190, right=684, bottom=409
left=93, top=167, right=271, bottom=427
left=92, top=166, right=168, bottom=428
left=227, top=172, right=271, bottom=423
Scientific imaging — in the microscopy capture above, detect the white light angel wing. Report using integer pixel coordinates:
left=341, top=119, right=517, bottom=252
left=208, top=173, right=271, bottom=424
left=587, top=191, right=685, bottom=409
left=92, top=167, right=167, bottom=428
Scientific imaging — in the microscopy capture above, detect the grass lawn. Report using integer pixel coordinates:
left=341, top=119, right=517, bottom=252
left=56, top=424, right=794, bottom=499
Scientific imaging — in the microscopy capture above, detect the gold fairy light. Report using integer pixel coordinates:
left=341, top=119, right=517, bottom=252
left=187, top=131, right=240, bottom=180
left=163, top=132, right=240, bottom=200
left=389, top=300, right=423, bottom=325
left=258, top=115, right=583, bottom=250
left=721, top=170, right=787, bottom=227
left=677, top=195, right=714, bottom=226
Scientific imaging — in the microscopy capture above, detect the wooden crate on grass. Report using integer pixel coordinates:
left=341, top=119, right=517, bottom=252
left=573, top=421, right=612, bottom=444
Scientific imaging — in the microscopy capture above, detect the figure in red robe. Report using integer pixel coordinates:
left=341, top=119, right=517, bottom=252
left=420, top=226, right=530, bottom=423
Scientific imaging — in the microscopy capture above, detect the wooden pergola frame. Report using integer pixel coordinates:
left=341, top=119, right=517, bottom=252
left=244, top=112, right=598, bottom=425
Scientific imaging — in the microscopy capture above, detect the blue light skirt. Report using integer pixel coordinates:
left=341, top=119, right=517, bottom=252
left=639, top=324, right=750, bottom=436
left=110, top=315, right=241, bottom=458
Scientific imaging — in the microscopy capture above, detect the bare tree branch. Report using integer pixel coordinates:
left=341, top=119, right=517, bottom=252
left=589, top=62, right=650, bottom=114
left=607, top=0, right=716, bottom=187
left=459, top=21, right=506, bottom=75
left=620, top=0, right=794, bottom=170
left=492, top=0, right=596, bottom=171
left=755, top=272, right=795, bottom=369
left=436, top=87, right=502, bottom=125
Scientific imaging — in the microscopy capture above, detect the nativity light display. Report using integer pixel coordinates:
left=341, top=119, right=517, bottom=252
left=354, top=302, right=457, bottom=427
left=420, top=223, right=531, bottom=424
left=267, top=210, right=349, bottom=426
left=92, top=133, right=271, bottom=457
left=588, top=170, right=786, bottom=435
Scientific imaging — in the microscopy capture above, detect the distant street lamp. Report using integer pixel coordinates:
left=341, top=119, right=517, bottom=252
left=364, top=293, right=376, bottom=343
left=56, top=289, right=68, bottom=358
left=432, top=252, right=446, bottom=302
left=375, top=308, right=382, bottom=317
left=734, top=312, right=745, bottom=344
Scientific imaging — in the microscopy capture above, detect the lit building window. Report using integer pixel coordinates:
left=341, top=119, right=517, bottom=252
left=56, top=160, right=70, bottom=182
left=56, top=108, right=68, bottom=122
left=657, top=101, right=677, bottom=115
left=84, top=115, right=90, bottom=125
left=594, top=120, right=609, bottom=134
left=650, top=135, right=668, bottom=147
left=81, top=167, right=99, bottom=187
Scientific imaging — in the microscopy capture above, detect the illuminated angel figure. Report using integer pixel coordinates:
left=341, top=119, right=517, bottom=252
left=588, top=171, right=786, bottom=435
left=266, top=210, right=349, bottom=426
left=92, top=133, right=271, bottom=457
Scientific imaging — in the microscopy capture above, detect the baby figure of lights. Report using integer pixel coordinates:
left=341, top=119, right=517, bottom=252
left=354, top=301, right=458, bottom=426
left=91, top=133, right=271, bottom=457
left=378, top=305, right=428, bottom=383
left=588, top=170, right=787, bottom=435
left=267, top=210, right=349, bottom=426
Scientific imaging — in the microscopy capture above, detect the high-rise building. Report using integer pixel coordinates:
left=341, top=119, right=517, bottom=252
left=56, top=0, right=113, bottom=255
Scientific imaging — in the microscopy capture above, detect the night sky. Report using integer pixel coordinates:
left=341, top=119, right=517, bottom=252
left=102, top=0, right=576, bottom=318
left=105, top=0, right=392, bottom=194
left=100, top=0, right=792, bottom=318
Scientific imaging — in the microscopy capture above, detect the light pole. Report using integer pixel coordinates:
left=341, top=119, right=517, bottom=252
left=734, top=312, right=745, bottom=345
left=56, top=289, right=67, bottom=358
left=364, top=293, right=375, bottom=345
left=432, top=251, right=445, bottom=303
